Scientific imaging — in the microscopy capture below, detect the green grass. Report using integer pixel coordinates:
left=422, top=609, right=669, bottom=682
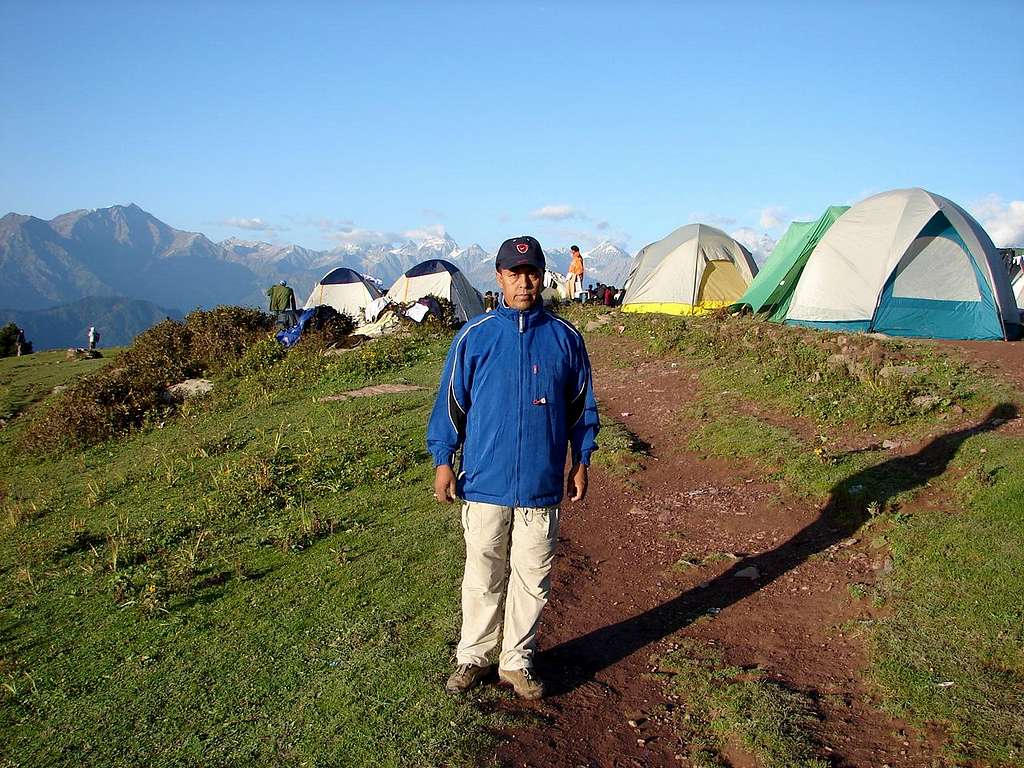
left=573, top=307, right=1024, bottom=765
left=0, top=350, right=119, bottom=420
left=589, top=413, right=649, bottom=478
left=659, top=641, right=828, bottom=768
left=0, top=332, right=511, bottom=767
left=872, top=432, right=1024, bottom=764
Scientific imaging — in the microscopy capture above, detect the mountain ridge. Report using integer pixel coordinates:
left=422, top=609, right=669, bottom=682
left=1, top=203, right=639, bottom=311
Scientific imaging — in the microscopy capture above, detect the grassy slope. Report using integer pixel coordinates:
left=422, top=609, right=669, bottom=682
left=4, top=311, right=1023, bottom=766
left=567, top=305, right=1024, bottom=765
left=0, top=350, right=119, bottom=420
left=1, top=335, right=508, bottom=767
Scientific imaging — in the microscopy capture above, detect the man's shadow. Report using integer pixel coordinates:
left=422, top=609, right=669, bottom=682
left=539, top=403, right=1017, bottom=695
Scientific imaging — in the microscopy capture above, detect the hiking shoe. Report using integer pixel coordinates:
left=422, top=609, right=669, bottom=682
left=498, top=667, right=545, bottom=700
left=445, top=663, right=491, bottom=694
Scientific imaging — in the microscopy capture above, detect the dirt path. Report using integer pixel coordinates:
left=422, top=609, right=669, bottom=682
left=489, top=333, right=948, bottom=768
left=933, top=338, right=1024, bottom=392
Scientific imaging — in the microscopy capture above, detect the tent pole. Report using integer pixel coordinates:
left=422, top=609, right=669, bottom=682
left=691, top=247, right=701, bottom=317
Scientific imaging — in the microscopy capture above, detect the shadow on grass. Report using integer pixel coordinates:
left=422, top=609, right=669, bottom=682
left=539, top=403, right=1018, bottom=695
left=172, top=565, right=276, bottom=610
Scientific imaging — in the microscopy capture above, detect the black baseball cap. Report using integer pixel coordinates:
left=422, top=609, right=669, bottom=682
left=495, top=235, right=545, bottom=273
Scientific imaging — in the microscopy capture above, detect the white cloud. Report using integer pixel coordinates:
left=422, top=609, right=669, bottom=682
left=325, top=226, right=395, bottom=247
left=223, top=216, right=282, bottom=232
left=402, top=224, right=449, bottom=241
left=971, top=194, right=1024, bottom=247
left=689, top=212, right=737, bottom=228
left=551, top=227, right=631, bottom=252
left=731, top=227, right=777, bottom=266
left=759, top=206, right=787, bottom=229
left=530, top=204, right=586, bottom=221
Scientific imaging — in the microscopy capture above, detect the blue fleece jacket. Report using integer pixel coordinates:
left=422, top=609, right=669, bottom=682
left=426, top=300, right=600, bottom=508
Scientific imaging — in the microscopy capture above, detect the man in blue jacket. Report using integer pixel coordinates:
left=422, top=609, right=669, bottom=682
left=427, top=235, right=600, bottom=700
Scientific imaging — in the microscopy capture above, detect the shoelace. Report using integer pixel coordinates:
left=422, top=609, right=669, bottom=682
left=456, top=664, right=476, bottom=676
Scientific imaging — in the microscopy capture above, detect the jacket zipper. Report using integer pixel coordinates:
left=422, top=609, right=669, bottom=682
left=515, top=310, right=524, bottom=506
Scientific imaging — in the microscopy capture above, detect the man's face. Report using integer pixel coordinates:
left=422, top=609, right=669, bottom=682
left=496, top=266, right=542, bottom=310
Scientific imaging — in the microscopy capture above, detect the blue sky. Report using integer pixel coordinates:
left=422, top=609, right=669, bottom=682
left=2, top=0, right=1022, bottom=255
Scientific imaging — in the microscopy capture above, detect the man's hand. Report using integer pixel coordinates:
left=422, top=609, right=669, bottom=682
left=434, top=464, right=457, bottom=504
left=566, top=463, right=588, bottom=502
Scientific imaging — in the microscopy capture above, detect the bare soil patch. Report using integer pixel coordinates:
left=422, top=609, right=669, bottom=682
left=488, top=333, right=948, bottom=768
left=316, top=383, right=425, bottom=402
left=932, top=337, right=1024, bottom=392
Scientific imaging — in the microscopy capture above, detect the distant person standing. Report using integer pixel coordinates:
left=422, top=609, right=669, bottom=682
left=266, top=280, right=297, bottom=327
left=15, top=326, right=26, bottom=356
left=87, top=326, right=100, bottom=351
left=566, top=245, right=584, bottom=301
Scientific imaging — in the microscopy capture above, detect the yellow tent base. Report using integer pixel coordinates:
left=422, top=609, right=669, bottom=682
left=621, top=301, right=730, bottom=316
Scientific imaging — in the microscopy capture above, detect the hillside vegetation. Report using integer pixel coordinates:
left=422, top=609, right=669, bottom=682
left=1, top=319, right=510, bottom=767
left=571, top=306, right=1024, bottom=765
left=2, top=304, right=1022, bottom=767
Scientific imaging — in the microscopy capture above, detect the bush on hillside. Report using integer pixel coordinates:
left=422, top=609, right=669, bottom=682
left=185, top=306, right=273, bottom=371
left=0, top=323, right=22, bottom=357
left=392, top=295, right=460, bottom=331
left=20, top=306, right=274, bottom=453
left=296, top=306, right=358, bottom=350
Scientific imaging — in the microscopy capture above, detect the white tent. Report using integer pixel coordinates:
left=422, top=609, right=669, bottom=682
left=303, top=267, right=384, bottom=320
left=786, top=188, right=1019, bottom=340
left=621, top=224, right=757, bottom=315
left=386, top=259, right=485, bottom=322
left=542, top=269, right=570, bottom=304
left=1012, top=271, right=1024, bottom=315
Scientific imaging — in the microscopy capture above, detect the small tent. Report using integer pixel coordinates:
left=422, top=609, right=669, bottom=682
left=303, top=267, right=384, bottom=320
left=734, top=206, right=849, bottom=321
left=1012, top=270, right=1024, bottom=315
left=542, top=270, right=570, bottom=304
left=621, top=224, right=758, bottom=315
left=386, top=259, right=485, bottom=322
left=785, top=188, right=1019, bottom=340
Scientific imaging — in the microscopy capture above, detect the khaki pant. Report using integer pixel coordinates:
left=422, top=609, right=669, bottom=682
left=566, top=273, right=580, bottom=301
left=457, top=501, right=560, bottom=671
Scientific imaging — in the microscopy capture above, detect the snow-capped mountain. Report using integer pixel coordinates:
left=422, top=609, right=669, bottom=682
left=581, top=241, right=632, bottom=286
left=1, top=202, right=638, bottom=312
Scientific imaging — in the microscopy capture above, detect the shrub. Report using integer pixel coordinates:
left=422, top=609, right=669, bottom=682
left=393, top=295, right=460, bottom=331
left=297, top=306, right=358, bottom=350
left=0, top=323, right=23, bottom=357
left=20, top=306, right=274, bottom=453
left=184, top=306, right=274, bottom=371
left=231, top=338, right=286, bottom=377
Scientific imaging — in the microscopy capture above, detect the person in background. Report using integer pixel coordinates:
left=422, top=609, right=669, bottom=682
left=87, top=326, right=100, bottom=351
left=15, top=326, right=26, bottom=356
left=266, top=280, right=297, bottom=327
left=566, top=245, right=584, bottom=300
left=484, top=291, right=497, bottom=312
left=603, top=285, right=615, bottom=307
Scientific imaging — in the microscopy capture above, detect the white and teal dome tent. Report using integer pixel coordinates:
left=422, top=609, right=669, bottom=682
left=785, top=188, right=1020, bottom=340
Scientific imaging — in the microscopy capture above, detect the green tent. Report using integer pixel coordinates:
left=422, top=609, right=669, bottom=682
left=734, top=205, right=849, bottom=321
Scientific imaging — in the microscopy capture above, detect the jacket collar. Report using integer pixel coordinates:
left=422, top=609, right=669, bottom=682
left=496, top=295, right=546, bottom=330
